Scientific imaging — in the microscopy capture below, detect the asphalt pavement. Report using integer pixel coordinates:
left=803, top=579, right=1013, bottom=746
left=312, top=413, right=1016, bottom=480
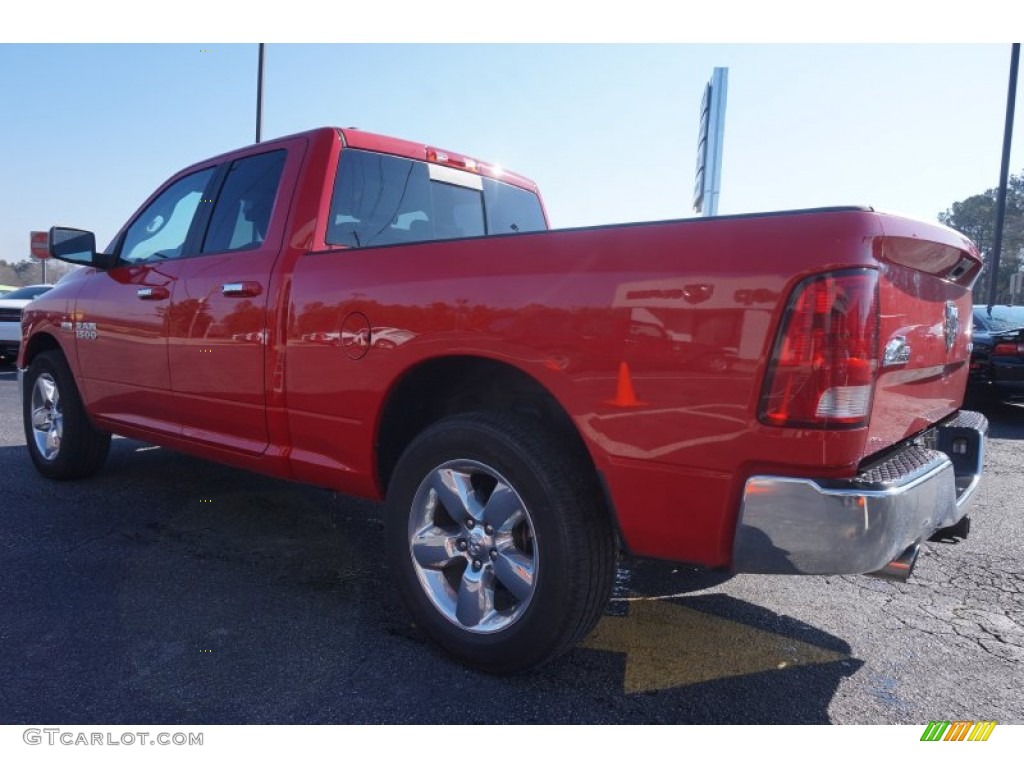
left=1, top=362, right=1021, bottom=724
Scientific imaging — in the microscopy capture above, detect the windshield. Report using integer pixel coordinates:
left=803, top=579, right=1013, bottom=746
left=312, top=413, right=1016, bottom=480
left=2, top=285, right=52, bottom=301
left=976, top=305, right=1024, bottom=332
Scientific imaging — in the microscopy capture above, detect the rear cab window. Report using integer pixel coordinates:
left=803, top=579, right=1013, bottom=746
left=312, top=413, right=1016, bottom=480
left=326, top=149, right=545, bottom=248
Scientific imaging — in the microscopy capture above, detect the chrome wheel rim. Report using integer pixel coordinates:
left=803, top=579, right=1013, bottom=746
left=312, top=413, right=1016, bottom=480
left=31, top=373, right=63, bottom=461
left=408, top=460, right=538, bottom=634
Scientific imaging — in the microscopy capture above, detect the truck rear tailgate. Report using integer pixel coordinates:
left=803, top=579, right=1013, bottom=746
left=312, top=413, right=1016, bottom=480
left=865, top=213, right=983, bottom=458
left=733, top=213, right=986, bottom=577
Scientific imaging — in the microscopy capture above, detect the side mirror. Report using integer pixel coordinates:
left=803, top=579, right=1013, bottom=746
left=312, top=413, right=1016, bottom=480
left=40, top=227, right=115, bottom=270
left=50, top=227, right=96, bottom=263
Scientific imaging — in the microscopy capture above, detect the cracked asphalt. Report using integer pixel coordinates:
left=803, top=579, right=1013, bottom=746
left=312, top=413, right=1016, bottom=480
left=1, top=361, right=1022, bottom=724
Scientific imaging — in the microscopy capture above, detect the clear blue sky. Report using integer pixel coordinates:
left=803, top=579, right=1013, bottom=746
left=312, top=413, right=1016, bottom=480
left=1, top=40, right=1021, bottom=259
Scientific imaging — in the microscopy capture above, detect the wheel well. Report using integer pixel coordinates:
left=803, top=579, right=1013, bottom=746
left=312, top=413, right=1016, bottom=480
left=21, top=332, right=63, bottom=365
left=376, top=356, right=591, bottom=494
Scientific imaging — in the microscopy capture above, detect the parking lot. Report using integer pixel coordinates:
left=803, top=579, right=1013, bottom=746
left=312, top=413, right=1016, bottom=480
left=1, top=362, right=1021, bottom=724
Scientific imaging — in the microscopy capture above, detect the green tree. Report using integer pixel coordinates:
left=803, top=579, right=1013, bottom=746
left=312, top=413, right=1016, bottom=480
left=0, top=258, right=79, bottom=287
left=0, top=260, right=21, bottom=287
left=939, top=171, right=1024, bottom=304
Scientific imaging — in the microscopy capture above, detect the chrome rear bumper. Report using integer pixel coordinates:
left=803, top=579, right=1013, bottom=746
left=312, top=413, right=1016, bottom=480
left=732, top=410, right=987, bottom=578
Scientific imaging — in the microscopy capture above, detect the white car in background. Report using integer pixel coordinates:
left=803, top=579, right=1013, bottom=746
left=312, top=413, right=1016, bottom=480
left=0, top=284, right=53, bottom=365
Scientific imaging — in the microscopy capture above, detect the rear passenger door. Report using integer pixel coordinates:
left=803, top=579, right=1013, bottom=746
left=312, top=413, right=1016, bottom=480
left=167, top=138, right=305, bottom=454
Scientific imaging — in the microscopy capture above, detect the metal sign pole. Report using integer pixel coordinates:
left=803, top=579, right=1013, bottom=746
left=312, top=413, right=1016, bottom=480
left=693, top=68, right=729, bottom=217
left=704, top=68, right=729, bottom=217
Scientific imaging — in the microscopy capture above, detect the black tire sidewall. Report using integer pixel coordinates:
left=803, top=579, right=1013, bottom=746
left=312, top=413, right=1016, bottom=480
left=385, top=415, right=590, bottom=673
left=23, top=350, right=107, bottom=480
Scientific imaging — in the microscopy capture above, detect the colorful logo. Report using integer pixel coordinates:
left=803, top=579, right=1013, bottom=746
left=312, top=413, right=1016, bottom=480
left=921, top=721, right=996, bottom=741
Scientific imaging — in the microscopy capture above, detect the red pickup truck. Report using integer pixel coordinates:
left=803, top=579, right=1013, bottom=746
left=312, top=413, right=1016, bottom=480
left=22, top=127, right=987, bottom=672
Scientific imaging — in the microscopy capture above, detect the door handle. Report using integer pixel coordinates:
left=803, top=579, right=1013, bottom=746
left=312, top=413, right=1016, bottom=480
left=221, top=281, right=262, bottom=298
left=137, top=287, right=169, bottom=300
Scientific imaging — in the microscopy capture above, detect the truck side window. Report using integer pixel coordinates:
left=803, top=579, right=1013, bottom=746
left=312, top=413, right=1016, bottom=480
left=202, top=150, right=286, bottom=254
left=328, top=149, right=488, bottom=248
left=120, top=168, right=215, bottom=263
left=328, top=150, right=431, bottom=248
left=482, top=177, right=547, bottom=234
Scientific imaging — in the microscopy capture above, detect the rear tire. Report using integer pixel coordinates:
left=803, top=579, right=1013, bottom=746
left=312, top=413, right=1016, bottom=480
left=385, top=411, right=616, bottom=673
left=23, top=350, right=110, bottom=480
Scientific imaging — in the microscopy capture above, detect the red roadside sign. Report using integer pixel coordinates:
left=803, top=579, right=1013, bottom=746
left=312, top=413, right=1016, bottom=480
left=30, top=230, right=50, bottom=260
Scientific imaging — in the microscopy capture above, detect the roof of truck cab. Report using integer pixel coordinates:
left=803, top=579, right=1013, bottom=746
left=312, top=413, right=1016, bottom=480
left=337, top=127, right=538, bottom=192
left=175, top=126, right=539, bottom=194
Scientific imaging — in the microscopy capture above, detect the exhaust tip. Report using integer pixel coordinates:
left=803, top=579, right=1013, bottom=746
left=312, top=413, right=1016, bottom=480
left=869, top=543, right=921, bottom=582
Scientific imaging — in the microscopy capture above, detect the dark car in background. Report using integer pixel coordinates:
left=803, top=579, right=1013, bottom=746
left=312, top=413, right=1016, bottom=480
left=0, top=284, right=53, bottom=364
left=969, top=304, right=1024, bottom=404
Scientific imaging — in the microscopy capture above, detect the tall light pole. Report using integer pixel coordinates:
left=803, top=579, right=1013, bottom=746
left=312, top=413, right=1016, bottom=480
left=987, top=43, right=1020, bottom=307
left=256, top=43, right=265, bottom=144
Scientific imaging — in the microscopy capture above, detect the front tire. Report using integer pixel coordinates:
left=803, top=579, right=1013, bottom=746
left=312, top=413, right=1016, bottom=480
left=23, top=350, right=111, bottom=480
left=385, top=412, right=616, bottom=673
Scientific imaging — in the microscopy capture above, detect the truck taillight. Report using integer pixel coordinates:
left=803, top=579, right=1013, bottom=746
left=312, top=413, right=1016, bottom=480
left=759, top=269, right=879, bottom=429
left=992, top=341, right=1024, bottom=356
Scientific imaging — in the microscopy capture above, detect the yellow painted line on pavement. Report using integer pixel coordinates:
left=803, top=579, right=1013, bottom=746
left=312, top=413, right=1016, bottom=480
left=582, top=599, right=848, bottom=694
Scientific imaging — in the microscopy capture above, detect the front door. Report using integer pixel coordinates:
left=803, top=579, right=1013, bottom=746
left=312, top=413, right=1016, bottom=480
left=75, top=166, right=216, bottom=435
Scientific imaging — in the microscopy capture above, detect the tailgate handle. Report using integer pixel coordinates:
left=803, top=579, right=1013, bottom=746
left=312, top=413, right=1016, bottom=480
left=137, top=287, right=169, bottom=300
left=222, top=281, right=262, bottom=298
